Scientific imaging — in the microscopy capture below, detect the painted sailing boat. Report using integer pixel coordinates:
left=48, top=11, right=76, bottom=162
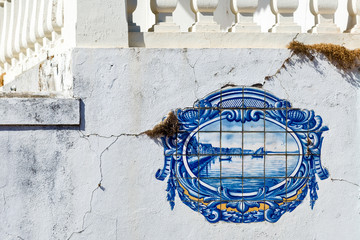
left=252, top=147, right=264, bottom=158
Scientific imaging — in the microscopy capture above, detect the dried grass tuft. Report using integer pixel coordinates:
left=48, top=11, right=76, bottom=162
left=145, top=111, right=179, bottom=139
left=288, top=41, right=360, bottom=70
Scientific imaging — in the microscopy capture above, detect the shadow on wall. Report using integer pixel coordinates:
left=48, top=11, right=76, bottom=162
left=214, top=0, right=233, bottom=30
left=178, top=0, right=193, bottom=18
left=80, top=100, right=86, bottom=131
left=178, top=0, right=270, bottom=30
left=287, top=56, right=360, bottom=88
left=258, top=0, right=270, bottom=10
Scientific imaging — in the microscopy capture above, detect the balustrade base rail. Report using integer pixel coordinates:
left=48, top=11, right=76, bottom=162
left=129, top=32, right=360, bottom=49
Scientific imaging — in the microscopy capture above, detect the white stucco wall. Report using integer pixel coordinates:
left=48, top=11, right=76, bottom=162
left=0, top=48, right=359, bottom=240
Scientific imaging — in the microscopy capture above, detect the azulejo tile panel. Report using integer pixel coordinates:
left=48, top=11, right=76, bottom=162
left=155, top=87, right=329, bottom=223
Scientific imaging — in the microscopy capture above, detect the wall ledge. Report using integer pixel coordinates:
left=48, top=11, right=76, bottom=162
left=0, top=98, right=80, bottom=126
left=129, top=32, right=360, bottom=49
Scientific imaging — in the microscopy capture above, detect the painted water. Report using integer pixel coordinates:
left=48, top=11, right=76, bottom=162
left=185, top=117, right=301, bottom=193
left=190, top=155, right=299, bottom=192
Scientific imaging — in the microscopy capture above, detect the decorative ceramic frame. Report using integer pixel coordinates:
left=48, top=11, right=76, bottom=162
left=156, top=87, right=329, bottom=223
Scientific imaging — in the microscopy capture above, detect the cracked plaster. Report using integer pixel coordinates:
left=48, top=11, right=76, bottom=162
left=0, top=48, right=359, bottom=239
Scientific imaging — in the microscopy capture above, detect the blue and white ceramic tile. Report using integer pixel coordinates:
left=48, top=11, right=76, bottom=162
left=265, top=132, right=286, bottom=154
left=243, top=118, right=265, bottom=131
left=265, top=155, right=286, bottom=178
left=156, top=87, right=329, bottom=223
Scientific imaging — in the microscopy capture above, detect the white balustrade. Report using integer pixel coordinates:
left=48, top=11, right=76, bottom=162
left=21, top=0, right=33, bottom=50
left=6, top=0, right=19, bottom=61
left=0, top=0, right=11, bottom=66
left=269, top=0, right=301, bottom=33
left=309, top=0, right=340, bottom=33
left=346, top=0, right=360, bottom=33
left=127, top=0, right=140, bottom=32
left=189, top=0, right=220, bottom=32
left=0, top=0, right=358, bottom=87
left=150, top=0, right=180, bottom=32
left=0, top=0, right=63, bottom=78
left=230, top=0, right=260, bottom=32
left=127, top=0, right=357, bottom=34
left=29, top=0, right=41, bottom=48
left=14, top=0, right=25, bottom=55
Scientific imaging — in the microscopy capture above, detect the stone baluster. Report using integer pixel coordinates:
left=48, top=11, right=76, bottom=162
left=6, top=0, right=20, bottom=61
left=43, top=0, right=63, bottom=41
left=309, top=0, right=340, bottom=33
left=0, top=0, right=11, bottom=65
left=29, top=0, right=41, bottom=45
left=0, top=1, right=5, bottom=68
left=269, top=0, right=301, bottom=33
left=37, top=0, right=51, bottom=39
left=127, top=0, right=140, bottom=32
left=189, top=0, right=220, bottom=32
left=48, top=0, right=64, bottom=33
left=14, top=0, right=25, bottom=55
left=230, top=0, right=260, bottom=32
left=21, top=0, right=33, bottom=51
left=28, top=0, right=45, bottom=65
left=346, top=0, right=360, bottom=33
left=149, top=0, right=180, bottom=32
left=0, top=2, right=4, bottom=60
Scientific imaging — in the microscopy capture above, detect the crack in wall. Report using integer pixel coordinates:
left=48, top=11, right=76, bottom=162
left=264, top=35, right=360, bottom=89
left=115, top=218, right=118, bottom=240
left=264, top=33, right=299, bottom=84
left=77, top=132, right=97, bottom=154
left=330, top=178, right=360, bottom=188
left=97, top=137, right=121, bottom=189
left=263, top=33, right=300, bottom=99
left=77, top=131, right=145, bottom=153
left=0, top=183, right=7, bottom=189
left=183, top=50, right=201, bottom=100
left=66, top=228, right=86, bottom=240
left=66, top=137, right=119, bottom=240
left=277, top=77, right=291, bottom=100
left=2, top=192, right=6, bottom=212
left=79, top=132, right=144, bottom=139
left=3, top=232, right=24, bottom=240
left=67, top=133, right=143, bottom=240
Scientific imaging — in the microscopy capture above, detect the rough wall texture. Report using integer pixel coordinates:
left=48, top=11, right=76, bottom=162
left=0, top=48, right=359, bottom=240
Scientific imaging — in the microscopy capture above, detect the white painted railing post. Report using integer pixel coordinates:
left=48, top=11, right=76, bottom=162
left=149, top=0, right=180, bottom=32
left=189, top=0, right=220, bottom=32
left=269, top=0, right=300, bottom=33
left=346, top=0, right=360, bottom=33
left=0, top=0, right=11, bottom=69
left=127, top=0, right=140, bottom=32
left=309, top=0, right=340, bottom=33
left=229, top=0, right=260, bottom=32
left=6, top=0, right=19, bottom=62
left=14, top=0, right=25, bottom=56
left=29, top=0, right=42, bottom=58
left=0, top=1, right=5, bottom=72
